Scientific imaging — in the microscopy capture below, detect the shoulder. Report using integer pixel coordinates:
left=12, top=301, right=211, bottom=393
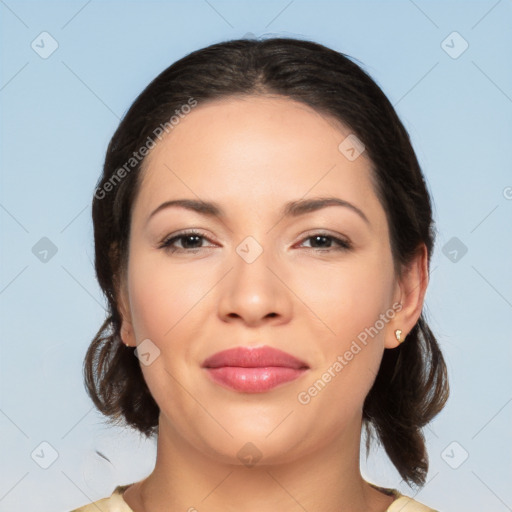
left=69, top=485, right=134, bottom=512
left=368, top=482, right=439, bottom=512
left=388, top=494, right=440, bottom=512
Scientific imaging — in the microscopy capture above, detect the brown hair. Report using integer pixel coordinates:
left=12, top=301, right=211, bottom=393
left=84, top=36, right=449, bottom=488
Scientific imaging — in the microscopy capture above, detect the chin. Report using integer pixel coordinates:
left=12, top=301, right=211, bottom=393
left=222, top=421, right=310, bottom=462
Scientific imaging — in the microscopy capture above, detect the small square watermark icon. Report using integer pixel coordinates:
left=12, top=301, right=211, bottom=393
left=32, top=237, right=58, bottom=263
left=31, top=441, right=59, bottom=469
left=441, top=441, right=469, bottom=469
left=441, top=31, right=468, bottom=59
left=338, top=134, right=365, bottom=161
left=442, top=236, right=468, bottom=263
left=135, top=338, right=161, bottom=366
left=237, top=442, right=262, bottom=468
left=31, top=31, right=59, bottom=59
left=236, top=236, right=263, bottom=264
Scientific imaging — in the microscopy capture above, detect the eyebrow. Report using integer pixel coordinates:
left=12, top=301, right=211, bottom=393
left=146, top=196, right=370, bottom=226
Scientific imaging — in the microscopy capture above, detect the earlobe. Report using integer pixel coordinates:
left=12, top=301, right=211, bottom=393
left=119, top=314, right=136, bottom=347
left=120, top=322, right=134, bottom=347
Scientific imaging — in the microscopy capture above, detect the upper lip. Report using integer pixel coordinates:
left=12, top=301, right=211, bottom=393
left=202, top=346, right=309, bottom=369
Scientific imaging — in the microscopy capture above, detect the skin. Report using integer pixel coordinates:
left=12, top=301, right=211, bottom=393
left=117, top=95, right=428, bottom=512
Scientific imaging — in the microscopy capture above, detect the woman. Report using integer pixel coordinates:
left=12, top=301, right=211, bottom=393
left=72, top=37, right=449, bottom=512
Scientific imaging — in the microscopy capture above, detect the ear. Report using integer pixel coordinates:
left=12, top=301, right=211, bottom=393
left=385, top=243, right=429, bottom=349
left=116, top=275, right=136, bottom=347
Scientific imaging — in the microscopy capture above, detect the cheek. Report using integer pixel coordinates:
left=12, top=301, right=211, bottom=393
left=294, top=267, right=390, bottom=428
left=294, top=254, right=394, bottom=345
left=126, top=253, right=210, bottom=342
left=125, top=258, right=202, bottom=422
left=290, top=250, right=394, bottom=409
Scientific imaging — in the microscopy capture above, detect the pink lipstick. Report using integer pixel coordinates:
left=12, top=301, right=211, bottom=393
left=202, top=346, right=309, bottom=393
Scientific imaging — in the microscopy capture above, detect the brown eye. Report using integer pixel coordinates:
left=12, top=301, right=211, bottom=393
left=158, top=230, right=214, bottom=253
left=299, top=233, right=352, bottom=251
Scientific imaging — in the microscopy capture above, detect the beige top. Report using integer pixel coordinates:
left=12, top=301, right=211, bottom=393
left=70, top=482, right=439, bottom=511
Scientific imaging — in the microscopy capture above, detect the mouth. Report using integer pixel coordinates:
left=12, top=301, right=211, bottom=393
left=202, top=345, right=309, bottom=393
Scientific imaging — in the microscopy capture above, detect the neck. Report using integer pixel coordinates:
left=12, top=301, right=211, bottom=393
left=126, top=413, right=394, bottom=512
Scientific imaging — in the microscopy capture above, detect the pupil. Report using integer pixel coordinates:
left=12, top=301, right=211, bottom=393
left=313, top=235, right=330, bottom=247
left=184, top=235, right=201, bottom=248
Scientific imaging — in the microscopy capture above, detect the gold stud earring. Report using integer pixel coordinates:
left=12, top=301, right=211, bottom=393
left=395, top=329, right=405, bottom=344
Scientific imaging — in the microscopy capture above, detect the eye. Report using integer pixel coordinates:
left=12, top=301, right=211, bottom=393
left=158, top=230, right=352, bottom=254
left=158, top=230, right=215, bottom=253
left=298, top=232, right=352, bottom=251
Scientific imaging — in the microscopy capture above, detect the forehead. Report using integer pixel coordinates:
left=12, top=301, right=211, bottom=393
left=132, top=95, right=385, bottom=230
left=144, top=94, right=352, bottom=166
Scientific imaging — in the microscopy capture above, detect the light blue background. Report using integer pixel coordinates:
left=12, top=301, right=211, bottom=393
left=1, top=1, right=511, bottom=511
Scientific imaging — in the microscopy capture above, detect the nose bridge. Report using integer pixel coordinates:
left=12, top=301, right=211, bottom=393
left=217, top=232, right=292, bottom=325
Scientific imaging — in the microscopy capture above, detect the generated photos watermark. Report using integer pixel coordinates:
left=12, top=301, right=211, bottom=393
left=297, top=301, right=402, bottom=405
left=94, top=97, right=198, bottom=200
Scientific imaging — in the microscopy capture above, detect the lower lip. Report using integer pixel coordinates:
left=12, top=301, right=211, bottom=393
left=204, top=367, right=308, bottom=392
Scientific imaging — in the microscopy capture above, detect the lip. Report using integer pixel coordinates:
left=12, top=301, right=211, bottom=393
left=202, top=346, right=309, bottom=393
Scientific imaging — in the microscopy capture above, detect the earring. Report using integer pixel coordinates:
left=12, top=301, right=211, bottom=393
left=120, top=330, right=130, bottom=347
left=395, top=329, right=405, bottom=344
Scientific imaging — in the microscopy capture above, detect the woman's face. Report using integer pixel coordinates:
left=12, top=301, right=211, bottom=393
left=119, top=95, right=407, bottom=464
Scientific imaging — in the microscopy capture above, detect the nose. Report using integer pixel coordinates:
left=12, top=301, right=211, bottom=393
left=217, top=241, right=293, bottom=328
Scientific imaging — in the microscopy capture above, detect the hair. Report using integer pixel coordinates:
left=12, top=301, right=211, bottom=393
left=84, top=36, right=449, bottom=488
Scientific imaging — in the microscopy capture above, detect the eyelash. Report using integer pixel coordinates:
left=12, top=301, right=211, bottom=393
left=158, top=229, right=352, bottom=254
